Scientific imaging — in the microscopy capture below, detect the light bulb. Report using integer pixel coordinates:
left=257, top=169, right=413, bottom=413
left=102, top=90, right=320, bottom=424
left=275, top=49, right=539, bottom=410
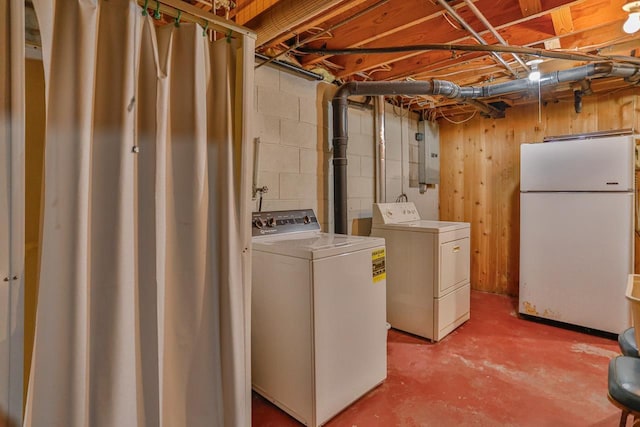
left=528, top=70, right=541, bottom=82
left=623, top=12, right=640, bottom=33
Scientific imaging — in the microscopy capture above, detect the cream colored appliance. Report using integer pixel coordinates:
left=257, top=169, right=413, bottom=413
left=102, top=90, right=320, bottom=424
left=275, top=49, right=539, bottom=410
left=371, top=202, right=470, bottom=341
left=520, top=135, right=635, bottom=334
left=251, top=209, right=387, bottom=427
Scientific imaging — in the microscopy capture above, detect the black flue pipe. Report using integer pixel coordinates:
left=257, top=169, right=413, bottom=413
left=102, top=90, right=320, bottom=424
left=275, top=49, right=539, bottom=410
left=332, top=81, right=437, bottom=234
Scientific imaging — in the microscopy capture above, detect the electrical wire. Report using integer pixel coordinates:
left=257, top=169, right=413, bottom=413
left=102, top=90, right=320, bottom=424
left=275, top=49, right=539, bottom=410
left=255, top=0, right=390, bottom=69
left=298, top=44, right=613, bottom=63
left=304, top=26, right=334, bottom=39
left=442, top=11, right=463, bottom=31
left=439, top=109, right=477, bottom=124
left=390, top=99, right=420, bottom=200
left=367, top=64, right=393, bottom=75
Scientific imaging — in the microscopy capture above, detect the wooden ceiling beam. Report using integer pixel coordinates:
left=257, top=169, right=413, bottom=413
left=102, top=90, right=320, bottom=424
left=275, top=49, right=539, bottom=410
left=541, top=19, right=633, bottom=51
left=406, top=52, right=516, bottom=81
left=380, top=16, right=632, bottom=83
left=142, top=0, right=254, bottom=35
left=263, top=0, right=372, bottom=48
left=234, top=0, right=280, bottom=25
left=301, top=0, right=583, bottom=67
left=519, top=0, right=542, bottom=17
left=550, top=6, right=574, bottom=35
left=326, top=0, right=583, bottom=77
left=299, top=0, right=466, bottom=66
left=245, top=0, right=356, bottom=46
left=192, top=0, right=213, bottom=12
left=332, top=0, right=626, bottom=80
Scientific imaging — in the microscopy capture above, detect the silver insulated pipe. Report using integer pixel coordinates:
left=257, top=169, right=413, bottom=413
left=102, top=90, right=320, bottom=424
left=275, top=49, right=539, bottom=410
left=374, top=96, right=386, bottom=203
left=330, top=61, right=640, bottom=234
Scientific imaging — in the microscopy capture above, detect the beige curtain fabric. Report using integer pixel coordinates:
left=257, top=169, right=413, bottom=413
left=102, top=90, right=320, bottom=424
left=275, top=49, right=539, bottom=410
left=25, top=1, right=250, bottom=426
left=0, top=0, right=25, bottom=425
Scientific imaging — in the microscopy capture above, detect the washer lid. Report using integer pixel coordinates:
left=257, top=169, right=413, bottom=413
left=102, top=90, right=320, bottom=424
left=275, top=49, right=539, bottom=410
left=253, top=232, right=385, bottom=260
left=371, top=219, right=470, bottom=233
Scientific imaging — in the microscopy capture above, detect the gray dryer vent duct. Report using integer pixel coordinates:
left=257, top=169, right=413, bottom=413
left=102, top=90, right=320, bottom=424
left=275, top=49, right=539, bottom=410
left=331, top=62, right=640, bottom=234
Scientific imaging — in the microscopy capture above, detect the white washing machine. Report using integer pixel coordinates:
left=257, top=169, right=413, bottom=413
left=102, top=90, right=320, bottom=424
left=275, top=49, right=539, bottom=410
left=251, top=209, right=387, bottom=427
left=370, top=202, right=470, bottom=341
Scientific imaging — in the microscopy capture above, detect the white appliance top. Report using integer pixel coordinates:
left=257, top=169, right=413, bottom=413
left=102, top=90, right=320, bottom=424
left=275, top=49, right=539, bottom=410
left=253, top=231, right=385, bottom=260
left=251, top=209, right=385, bottom=259
left=372, top=202, right=469, bottom=232
left=372, top=219, right=470, bottom=233
left=521, top=135, right=635, bottom=192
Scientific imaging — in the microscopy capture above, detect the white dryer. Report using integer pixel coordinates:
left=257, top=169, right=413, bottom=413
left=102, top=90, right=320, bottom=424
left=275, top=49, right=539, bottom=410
left=251, top=209, right=387, bottom=427
left=371, top=202, right=470, bottom=341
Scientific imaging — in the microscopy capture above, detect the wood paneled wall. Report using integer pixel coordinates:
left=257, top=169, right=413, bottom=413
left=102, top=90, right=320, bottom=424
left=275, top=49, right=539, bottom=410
left=439, top=88, right=640, bottom=296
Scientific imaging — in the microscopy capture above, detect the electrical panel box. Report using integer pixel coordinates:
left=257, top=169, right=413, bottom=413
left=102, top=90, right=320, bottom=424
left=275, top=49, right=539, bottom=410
left=418, top=120, right=440, bottom=187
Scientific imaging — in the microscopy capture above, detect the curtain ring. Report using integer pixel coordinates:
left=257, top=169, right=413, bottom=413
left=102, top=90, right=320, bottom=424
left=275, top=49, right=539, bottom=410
left=141, top=0, right=149, bottom=16
left=202, top=21, right=209, bottom=37
left=153, top=1, right=161, bottom=19
left=175, top=10, right=182, bottom=27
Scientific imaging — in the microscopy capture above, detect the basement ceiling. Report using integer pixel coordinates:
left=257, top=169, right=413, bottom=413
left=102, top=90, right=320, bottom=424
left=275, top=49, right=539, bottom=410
left=25, top=0, right=640, bottom=118
left=196, top=0, right=640, bottom=118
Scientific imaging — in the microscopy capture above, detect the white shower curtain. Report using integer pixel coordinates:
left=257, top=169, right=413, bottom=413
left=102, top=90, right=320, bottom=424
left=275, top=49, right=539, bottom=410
left=25, top=1, right=253, bottom=426
left=0, top=0, right=25, bottom=425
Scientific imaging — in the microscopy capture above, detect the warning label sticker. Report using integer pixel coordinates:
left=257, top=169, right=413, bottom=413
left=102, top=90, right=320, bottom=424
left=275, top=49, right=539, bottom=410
left=372, top=248, right=386, bottom=283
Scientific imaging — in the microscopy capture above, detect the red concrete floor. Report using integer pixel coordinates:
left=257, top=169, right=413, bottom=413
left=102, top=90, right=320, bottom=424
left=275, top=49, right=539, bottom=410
left=252, top=290, right=627, bottom=426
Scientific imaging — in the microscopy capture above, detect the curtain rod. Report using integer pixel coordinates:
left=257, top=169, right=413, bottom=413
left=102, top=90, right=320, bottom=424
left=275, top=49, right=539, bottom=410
left=137, top=0, right=256, bottom=39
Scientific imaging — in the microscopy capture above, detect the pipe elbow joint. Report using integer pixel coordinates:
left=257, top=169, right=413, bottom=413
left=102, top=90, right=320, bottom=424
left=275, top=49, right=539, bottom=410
left=334, top=82, right=358, bottom=100
left=431, top=79, right=460, bottom=98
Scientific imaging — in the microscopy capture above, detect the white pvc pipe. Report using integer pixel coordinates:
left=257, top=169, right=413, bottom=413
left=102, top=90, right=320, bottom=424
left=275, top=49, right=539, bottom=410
left=374, top=96, right=386, bottom=203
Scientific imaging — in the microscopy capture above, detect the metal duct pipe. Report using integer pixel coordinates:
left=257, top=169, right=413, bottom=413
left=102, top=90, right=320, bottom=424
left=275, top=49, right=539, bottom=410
left=462, top=0, right=529, bottom=72
left=374, top=96, right=386, bottom=203
left=331, top=61, right=640, bottom=233
left=248, top=0, right=344, bottom=47
left=435, top=0, right=518, bottom=78
left=480, top=63, right=636, bottom=98
left=332, top=81, right=435, bottom=234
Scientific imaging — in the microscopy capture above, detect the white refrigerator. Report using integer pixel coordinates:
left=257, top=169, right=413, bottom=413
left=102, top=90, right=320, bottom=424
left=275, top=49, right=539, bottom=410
left=519, top=135, right=635, bottom=334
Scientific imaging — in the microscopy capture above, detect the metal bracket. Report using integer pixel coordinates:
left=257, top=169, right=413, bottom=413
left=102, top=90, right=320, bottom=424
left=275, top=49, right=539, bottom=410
left=253, top=185, right=268, bottom=199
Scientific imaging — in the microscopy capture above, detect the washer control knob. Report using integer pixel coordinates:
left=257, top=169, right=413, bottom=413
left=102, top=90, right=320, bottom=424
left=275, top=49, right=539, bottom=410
left=303, top=215, right=311, bottom=224
left=266, top=217, right=276, bottom=227
left=253, top=218, right=265, bottom=229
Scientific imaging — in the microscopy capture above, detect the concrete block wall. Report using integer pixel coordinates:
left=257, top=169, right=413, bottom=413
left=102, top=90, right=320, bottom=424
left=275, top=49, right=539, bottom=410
left=253, top=64, right=332, bottom=229
left=346, top=103, right=439, bottom=235
left=384, top=104, right=439, bottom=221
left=252, top=63, right=438, bottom=234
left=346, top=107, right=375, bottom=235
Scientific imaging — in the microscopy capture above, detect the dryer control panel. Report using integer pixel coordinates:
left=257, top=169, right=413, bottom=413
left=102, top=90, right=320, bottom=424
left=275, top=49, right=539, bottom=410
left=372, top=202, right=421, bottom=225
left=252, top=209, right=320, bottom=236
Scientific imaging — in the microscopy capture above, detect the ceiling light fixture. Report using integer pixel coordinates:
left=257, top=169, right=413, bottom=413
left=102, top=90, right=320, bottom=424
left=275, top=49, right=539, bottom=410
left=526, top=59, right=544, bottom=82
left=623, top=1, right=640, bottom=34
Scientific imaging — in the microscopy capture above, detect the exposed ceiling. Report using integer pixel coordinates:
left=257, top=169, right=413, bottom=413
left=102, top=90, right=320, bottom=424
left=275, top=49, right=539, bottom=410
left=196, top=0, right=640, bottom=118
left=25, top=0, right=640, bottom=118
